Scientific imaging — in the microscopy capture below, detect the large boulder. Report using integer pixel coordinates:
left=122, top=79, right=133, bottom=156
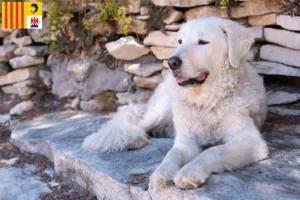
left=48, top=53, right=131, bottom=100
left=264, top=28, right=300, bottom=51
left=9, top=111, right=300, bottom=200
left=260, top=45, right=300, bottom=67
left=106, top=36, right=150, bottom=60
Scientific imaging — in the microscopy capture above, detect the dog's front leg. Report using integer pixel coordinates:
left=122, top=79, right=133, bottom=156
left=174, top=115, right=269, bottom=189
left=150, top=135, right=201, bottom=189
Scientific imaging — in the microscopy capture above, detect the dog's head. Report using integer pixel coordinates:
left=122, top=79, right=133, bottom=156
left=168, top=17, right=253, bottom=88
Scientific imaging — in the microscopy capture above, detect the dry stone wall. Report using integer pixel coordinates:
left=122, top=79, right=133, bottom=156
left=1, top=0, right=300, bottom=116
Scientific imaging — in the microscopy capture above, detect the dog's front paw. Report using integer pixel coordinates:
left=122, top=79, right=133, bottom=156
left=174, top=165, right=209, bottom=189
left=149, top=165, right=179, bottom=189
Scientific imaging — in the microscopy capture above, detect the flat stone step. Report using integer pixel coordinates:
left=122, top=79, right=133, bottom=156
left=10, top=111, right=300, bottom=200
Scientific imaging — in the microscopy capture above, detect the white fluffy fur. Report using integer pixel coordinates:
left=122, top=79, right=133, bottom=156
left=83, top=17, right=269, bottom=189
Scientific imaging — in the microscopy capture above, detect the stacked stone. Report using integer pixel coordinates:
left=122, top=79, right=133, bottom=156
left=3, top=0, right=300, bottom=116
left=248, top=15, right=300, bottom=116
left=0, top=26, right=50, bottom=100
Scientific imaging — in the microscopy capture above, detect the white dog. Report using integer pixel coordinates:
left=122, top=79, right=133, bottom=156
left=83, top=17, right=269, bottom=189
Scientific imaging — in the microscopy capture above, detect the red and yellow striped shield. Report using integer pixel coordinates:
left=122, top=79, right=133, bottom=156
left=2, top=2, right=43, bottom=29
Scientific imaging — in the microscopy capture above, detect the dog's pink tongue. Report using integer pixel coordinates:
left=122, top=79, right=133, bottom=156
left=176, top=76, right=188, bottom=83
left=196, top=73, right=206, bottom=81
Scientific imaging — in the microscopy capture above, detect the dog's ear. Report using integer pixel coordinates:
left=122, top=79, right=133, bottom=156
left=221, top=23, right=254, bottom=68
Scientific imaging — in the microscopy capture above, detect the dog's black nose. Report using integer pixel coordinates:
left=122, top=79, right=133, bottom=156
left=168, top=56, right=182, bottom=70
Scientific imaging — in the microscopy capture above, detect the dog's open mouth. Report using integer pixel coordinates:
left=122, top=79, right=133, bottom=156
left=175, top=73, right=209, bottom=86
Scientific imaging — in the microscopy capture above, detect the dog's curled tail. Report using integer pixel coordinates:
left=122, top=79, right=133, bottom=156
left=82, top=104, right=149, bottom=152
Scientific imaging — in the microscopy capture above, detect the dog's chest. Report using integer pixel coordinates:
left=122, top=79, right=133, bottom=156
left=172, top=102, right=223, bottom=145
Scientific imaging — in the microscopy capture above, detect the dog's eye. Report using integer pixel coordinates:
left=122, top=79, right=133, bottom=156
left=178, top=39, right=182, bottom=44
left=198, top=40, right=209, bottom=45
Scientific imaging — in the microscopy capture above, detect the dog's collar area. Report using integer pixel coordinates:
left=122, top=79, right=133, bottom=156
left=176, top=73, right=209, bottom=87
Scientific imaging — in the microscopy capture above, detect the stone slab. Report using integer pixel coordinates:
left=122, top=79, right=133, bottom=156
left=264, top=28, right=300, bottom=51
left=250, top=61, right=300, bottom=77
left=10, top=111, right=300, bottom=200
left=276, top=15, right=300, bottom=31
left=248, top=14, right=277, bottom=26
left=260, top=45, right=300, bottom=68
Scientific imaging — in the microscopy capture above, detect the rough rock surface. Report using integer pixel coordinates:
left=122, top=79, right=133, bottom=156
left=13, top=35, right=32, bottom=47
left=39, top=70, right=52, bottom=88
left=3, top=30, right=27, bottom=45
left=10, top=111, right=300, bottom=200
left=248, top=14, right=277, bottom=26
left=106, top=36, right=150, bottom=60
left=0, top=114, right=11, bottom=124
left=165, top=24, right=181, bottom=31
left=152, top=0, right=215, bottom=7
left=268, top=106, right=300, bottom=116
left=260, top=45, right=300, bottom=67
left=10, top=101, right=34, bottom=116
left=185, top=0, right=281, bottom=20
left=124, top=63, right=163, bottom=77
left=276, top=15, right=300, bottom=31
left=9, top=56, right=45, bottom=69
left=13, top=80, right=36, bottom=97
left=14, top=46, right=49, bottom=56
left=144, top=31, right=178, bottom=48
left=267, top=91, right=300, bottom=106
left=264, top=28, right=300, bottom=51
left=0, top=164, right=51, bottom=200
left=0, top=44, right=17, bottom=62
left=0, top=67, right=38, bottom=86
left=250, top=61, right=300, bottom=77
left=1, top=85, right=17, bottom=94
left=151, top=47, right=175, bottom=60
left=163, top=9, right=183, bottom=24
left=134, top=74, right=163, bottom=89
left=48, top=53, right=131, bottom=100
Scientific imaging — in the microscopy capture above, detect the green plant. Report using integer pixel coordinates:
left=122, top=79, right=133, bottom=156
left=215, top=0, right=239, bottom=18
left=84, top=0, right=132, bottom=35
left=41, top=0, right=74, bottom=53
